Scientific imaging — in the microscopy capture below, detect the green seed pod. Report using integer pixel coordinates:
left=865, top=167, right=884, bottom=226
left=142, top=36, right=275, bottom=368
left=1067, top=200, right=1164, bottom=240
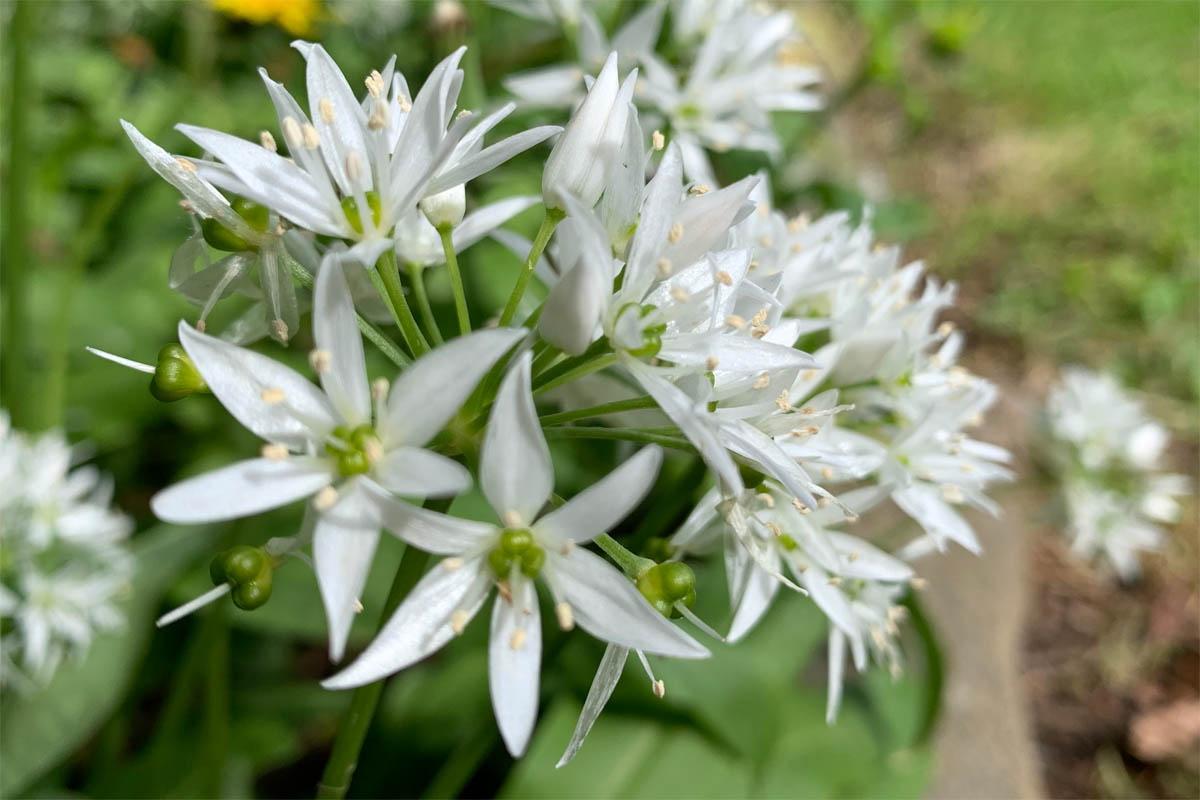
left=636, top=567, right=673, bottom=618
left=201, top=217, right=254, bottom=253
left=209, top=555, right=227, bottom=585
left=487, top=548, right=514, bottom=578
left=657, top=561, right=696, bottom=602
left=349, top=424, right=377, bottom=450
left=622, top=304, right=667, bottom=360
left=519, top=546, right=545, bottom=578
left=338, top=450, right=371, bottom=476
left=637, top=563, right=697, bottom=618
left=232, top=197, right=270, bottom=232
left=777, top=533, right=798, bottom=551
left=500, top=528, right=533, bottom=556
left=221, top=545, right=268, bottom=584
left=341, top=191, right=383, bottom=235
left=150, top=343, right=209, bottom=402
left=231, top=574, right=272, bottom=610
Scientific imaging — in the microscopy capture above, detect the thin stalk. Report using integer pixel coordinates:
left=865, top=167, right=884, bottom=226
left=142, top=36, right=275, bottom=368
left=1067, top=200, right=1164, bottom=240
left=498, top=207, right=564, bottom=326
left=530, top=341, right=561, bottom=377
left=522, top=298, right=546, bottom=329
left=376, top=250, right=430, bottom=356
left=533, top=353, right=618, bottom=396
left=593, top=532, right=654, bottom=579
left=203, top=607, right=230, bottom=797
left=421, top=725, right=495, bottom=799
left=285, top=258, right=410, bottom=367
left=406, top=260, right=444, bottom=345
left=316, top=542, right=432, bottom=799
left=538, top=396, right=657, bottom=427
left=531, top=339, right=610, bottom=388
left=437, top=224, right=471, bottom=337
left=542, top=425, right=694, bottom=454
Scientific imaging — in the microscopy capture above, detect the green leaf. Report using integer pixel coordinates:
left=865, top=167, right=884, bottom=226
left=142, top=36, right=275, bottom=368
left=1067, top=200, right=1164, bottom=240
left=0, top=525, right=215, bottom=797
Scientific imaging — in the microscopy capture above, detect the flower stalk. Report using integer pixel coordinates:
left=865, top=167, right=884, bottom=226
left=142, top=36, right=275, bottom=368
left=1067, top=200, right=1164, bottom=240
left=438, top=223, right=472, bottom=337
left=376, top=250, right=431, bottom=356
left=498, top=207, right=564, bottom=326
left=406, top=260, right=445, bottom=345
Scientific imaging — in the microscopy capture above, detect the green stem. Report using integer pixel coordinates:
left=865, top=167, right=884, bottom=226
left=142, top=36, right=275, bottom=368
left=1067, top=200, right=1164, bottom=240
left=593, top=532, right=654, bottom=579
left=438, top=224, right=471, bottom=337
left=538, top=396, right=656, bottom=427
left=421, top=725, right=495, bottom=799
left=317, top=542, right=432, bottom=799
left=285, top=258, right=410, bottom=368
left=406, top=260, right=444, bottom=345
left=203, top=607, right=230, bottom=797
left=498, top=207, right=563, bottom=326
left=530, top=341, right=561, bottom=377
left=376, top=250, right=430, bottom=356
left=533, top=353, right=618, bottom=396
left=542, top=425, right=694, bottom=453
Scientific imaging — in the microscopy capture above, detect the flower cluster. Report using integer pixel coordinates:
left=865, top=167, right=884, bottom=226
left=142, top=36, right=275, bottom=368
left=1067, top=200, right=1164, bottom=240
left=0, top=414, right=134, bottom=691
left=1043, top=367, right=1189, bottom=580
left=92, top=33, right=1010, bottom=766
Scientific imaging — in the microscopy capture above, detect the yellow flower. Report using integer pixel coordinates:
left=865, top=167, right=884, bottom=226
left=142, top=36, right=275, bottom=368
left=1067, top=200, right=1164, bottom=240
left=210, top=0, right=321, bottom=37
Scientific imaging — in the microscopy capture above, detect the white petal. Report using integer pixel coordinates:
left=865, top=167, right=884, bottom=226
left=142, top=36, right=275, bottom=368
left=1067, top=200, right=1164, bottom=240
left=536, top=446, right=662, bottom=543
left=322, top=556, right=492, bottom=688
left=504, top=65, right=586, bottom=107
left=727, top=563, right=780, bottom=642
left=178, top=320, right=338, bottom=448
left=380, top=327, right=525, bottom=448
left=360, top=481, right=495, bottom=554
left=428, top=125, right=561, bottom=194
left=489, top=578, right=542, bottom=757
left=293, top=41, right=371, bottom=194
left=548, top=548, right=709, bottom=659
left=892, top=484, right=981, bottom=554
left=538, top=254, right=608, bottom=356
left=313, top=483, right=382, bottom=662
left=556, top=644, right=629, bottom=767
left=825, top=627, right=846, bottom=723
left=481, top=351, right=553, bottom=526
left=372, top=446, right=472, bottom=497
left=827, top=532, right=915, bottom=583
left=151, top=457, right=333, bottom=523
left=451, top=196, right=540, bottom=253
left=621, top=141, right=683, bottom=300
left=800, top=564, right=859, bottom=640
left=314, top=257, right=371, bottom=426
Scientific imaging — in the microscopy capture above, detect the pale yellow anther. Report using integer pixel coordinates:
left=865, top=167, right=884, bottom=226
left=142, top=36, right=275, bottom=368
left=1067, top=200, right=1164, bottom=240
left=775, top=390, right=790, bottom=411
left=725, top=314, right=746, bottom=329
left=175, top=157, right=197, bottom=172
left=941, top=484, right=964, bottom=503
left=195, top=320, right=207, bottom=333
left=353, top=598, right=364, bottom=613
left=828, top=576, right=843, bottom=586
left=282, top=117, right=303, bottom=150
left=371, top=377, right=390, bottom=402
left=555, top=601, right=575, bottom=631
left=501, top=510, right=523, bottom=528
left=753, top=373, right=770, bottom=390
left=845, top=515, right=860, bottom=525
left=800, top=405, right=815, bottom=415
left=792, top=498, right=810, bottom=514
left=509, top=628, right=527, bottom=650
left=670, top=286, right=689, bottom=303
left=751, top=325, right=769, bottom=339
left=801, top=369, right=817, bottom=381
left=759, top=235, right=772, bottom=247
left=937, top=321, right=955, bottom=337
left=314, top=486, right=339, bottom=511
left=751, top=308, right=768, bottom=327
left=870, top=627, right=886, bottom=647
left=261, top=443, right=290, bottom=461
left=706, top=356, right=720, bottom=371
left=757, top=492, right=775, bottom=507
left=795, top=425, right=819, bottom=436
left=309, top=348, right=332, bottom=373
left=451, top=610, right=471, bottom=634
left=757, top=202, right=770, bottom=219
left=397, top=94, right=412, bottom=112
left=847, top=551, right=861, bottom=563
left=256, top=129, right=276, bottom=152
left=689, top=183, right=711, bottom=196
left=363, top=438, right=384, bottom=466
left=365, top=70, right=384, bottom=97
left=179, top=199, right=195, bottom=213
left=319, top=97, right=335, bottom=124
left=368, top=100, right=390, bottom=131
left=817, top=496, right=832, bottom=508
left=715, top=270, right=733, bottom=286
left=821, top=467, right=834, bottom=480
left=345, top=152, right=363, bottom=183
left=301, top=123, right=321, bottom=150
left=764, top=521, right=782, bottom=537
left=656, top=258, right=672, bottom=276
left=911, top=577, right=928, bottom=590
left=456, top=109, right=472, bottom=121
left=260, top=387, right=286, bottom=405
left=651, top=130, right=665, bottom=150
left=651, top=679, right=666, bottom=698
left=790, top=243, right=803, bottom=254
left=275, top=223, right=287, bottom=236
left=787, top=214, right=810, bottom=233
left=272, top=319, right=290, bottom=343
left=442, top=558, right=465, bottom=572
left=560, top=540, right=575, bottom=556
left=668, top=223, right=683, bottom=243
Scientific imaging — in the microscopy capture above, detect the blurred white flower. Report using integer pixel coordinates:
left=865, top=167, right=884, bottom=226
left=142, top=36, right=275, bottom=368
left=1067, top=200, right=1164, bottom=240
left=0, top=413, right=133, bottom=690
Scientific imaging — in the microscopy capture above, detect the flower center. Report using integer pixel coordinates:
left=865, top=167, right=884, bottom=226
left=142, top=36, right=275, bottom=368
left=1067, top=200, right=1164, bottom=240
left=341, top=191, right=383, bottom=235
left=326, top=424, right=380, bottom=477
left=614, top=303, right=666, bottom=360
left=487, top=528, right=545, bottom=579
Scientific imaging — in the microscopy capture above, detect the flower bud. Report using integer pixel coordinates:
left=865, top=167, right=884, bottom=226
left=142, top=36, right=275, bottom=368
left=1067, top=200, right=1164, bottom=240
left=419, top=184, right=466, bottom=230
left=150, top=343, right=209, bottom=402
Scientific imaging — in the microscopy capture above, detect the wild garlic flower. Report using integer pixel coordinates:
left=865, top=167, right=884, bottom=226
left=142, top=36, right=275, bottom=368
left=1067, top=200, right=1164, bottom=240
left=149, top=256, right=524, bottom=660
left=0, top=413, right=133, bottom=690
left=323, top=352, right=708, bottom=757
left=1045, top=367, right=1190, bottom=579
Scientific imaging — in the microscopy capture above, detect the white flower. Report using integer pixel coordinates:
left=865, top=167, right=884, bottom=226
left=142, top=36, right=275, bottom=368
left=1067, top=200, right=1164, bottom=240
left=322, top=351, right=708, bottom=757
left=149, top=256, right=525, bottom=659
left=0, top=414, right=134, bottom=689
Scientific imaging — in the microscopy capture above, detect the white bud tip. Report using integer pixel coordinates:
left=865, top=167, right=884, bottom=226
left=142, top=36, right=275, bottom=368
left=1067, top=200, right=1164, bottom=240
left=260, top=387, right=285, bottom=405
left=313, top=486, right=339, bottom=511
left=261, top=443, right=290, bottom=461
left=651, top=130, right=665, bottom=150
left=509, top=628, right=527, bottom=650
left=451, top=609, right=471, bottom=635
left=555, top=601, right=575, bottom=631
left=668, top=223, right=683, bottom=244
left=309, top=348, right=332, bottom=374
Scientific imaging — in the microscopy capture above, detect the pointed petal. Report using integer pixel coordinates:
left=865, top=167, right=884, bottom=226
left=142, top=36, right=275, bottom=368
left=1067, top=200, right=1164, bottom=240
left=360, top=481, right=495, bottom=554
left=538, top=254, right=607, bottom=356
left=556, top=644, right=630, bottom=767
left=322, top=556, right=492, bottom=688
left=825, top=627, right=846, bottom=723
left=313, top=484, right=382, bottom=662
left=373, top=446, right=472, bottom=497
left=428, top=125, right=562, bottom=194
left=622, top=141, right=683, bottom=300
left=314, top=257, right=371, bottom=425
left=292, top=41, right=371, bottom=194
left=151, top=457, right=333, bottom=523
left=451, top=196, right=540, bottom=253
left=536, top=446, right=661, bottom=543
left=178, top=320, right=338, bottom=448
left=548, top=548, right=709, bottom=659
left=481, top=352, right=553, bottom=526
left=727, top=563, right=781, bottom=642
left=380, top=327, right=524, bottom=447
left=489, top=578, right=542, bottom=757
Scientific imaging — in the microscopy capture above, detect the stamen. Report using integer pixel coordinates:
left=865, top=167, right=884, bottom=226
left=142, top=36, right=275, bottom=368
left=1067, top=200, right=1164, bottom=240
left=353, top=598, right=364, bottom=613
left=509, top=628, right=527, bottom=650
left=314, top=486, right=339, bottom=511
left=715, top=270, right=732, bottom=286
left=653, top=679, right=666, bottom=698
left=801, top=369, right=818, bottom=381
left=272, top=319, right=290, bottom=343
left=179, top=199, right=195, bottom=213
left=319, top=97, right=335, bottom=124
left=496, top=580, right=513, bottom=604
left=84, top=347, right=156, bottom=375
left=156, top=584, right=231, bottom=628
left=670, top=286, right=689, bottom=303
left=757, top=492, right=775, bottom=507
left=396, top=93, right=412, bottom=112
left=911, top=577, right=928, bottom=589
left=301, top=123, right=321, bottom=150
left=261, top=443, right=290, bottom=461
left=365, top=70, right=384, bottom=97
left=451, top=610, right=471, bottom=634
left=847, top=551, right=861, bottom=563
left=443, top=558, right=465, bottom=571
left=821, top=467, right=834, bottom=480
left=345, top=152, right=363, bottom=183
left=759, top=235, right=772, bottom=247
left=817, top=496, right=832, bottom=508
left=668, top=223, right=683, bottom=243
left=363, top=438, right=384, bottom=466
left=751, top=308, right=768, bottom=327
left=371, top=377, right=390, bottom=402
left=725, top=314, right=746, bottom=329
left=775, top=390, right=790, bottom=411
left=757, top=202, right=770, bottom=218
left=368, top=100, right=389, bottom=131
left=560, top=539, right=574, bottom=556
left=753, top=373, right=770, bottom=390
left=260, top=130, right=277, bottom=152
left=827, top=576, right=843, bottom=586
left=751, top=325, right=769, bottom=339
left=282, top=117, right=303, bottom=150
left=656, top=258, right=672, bottom=276
left=501, top=510, right=523, bottom=528
left=261, top=387, right=286, bottom=405
left=309, top=348, right=332, bottom=373
left=555, top=601, right=574, bottom=631
left=689, top=184, right=711, bottom=196
left=175, top=157, right=196, bottom=172
left=941, top=484, right=964, bottom=503
left=195, top=320, right=207, bottom=333
left=792, top=499, right=810, bottom=514
left=705, top=356, right=719, bottom=370
left=651, top=130, right=665, bottom=150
